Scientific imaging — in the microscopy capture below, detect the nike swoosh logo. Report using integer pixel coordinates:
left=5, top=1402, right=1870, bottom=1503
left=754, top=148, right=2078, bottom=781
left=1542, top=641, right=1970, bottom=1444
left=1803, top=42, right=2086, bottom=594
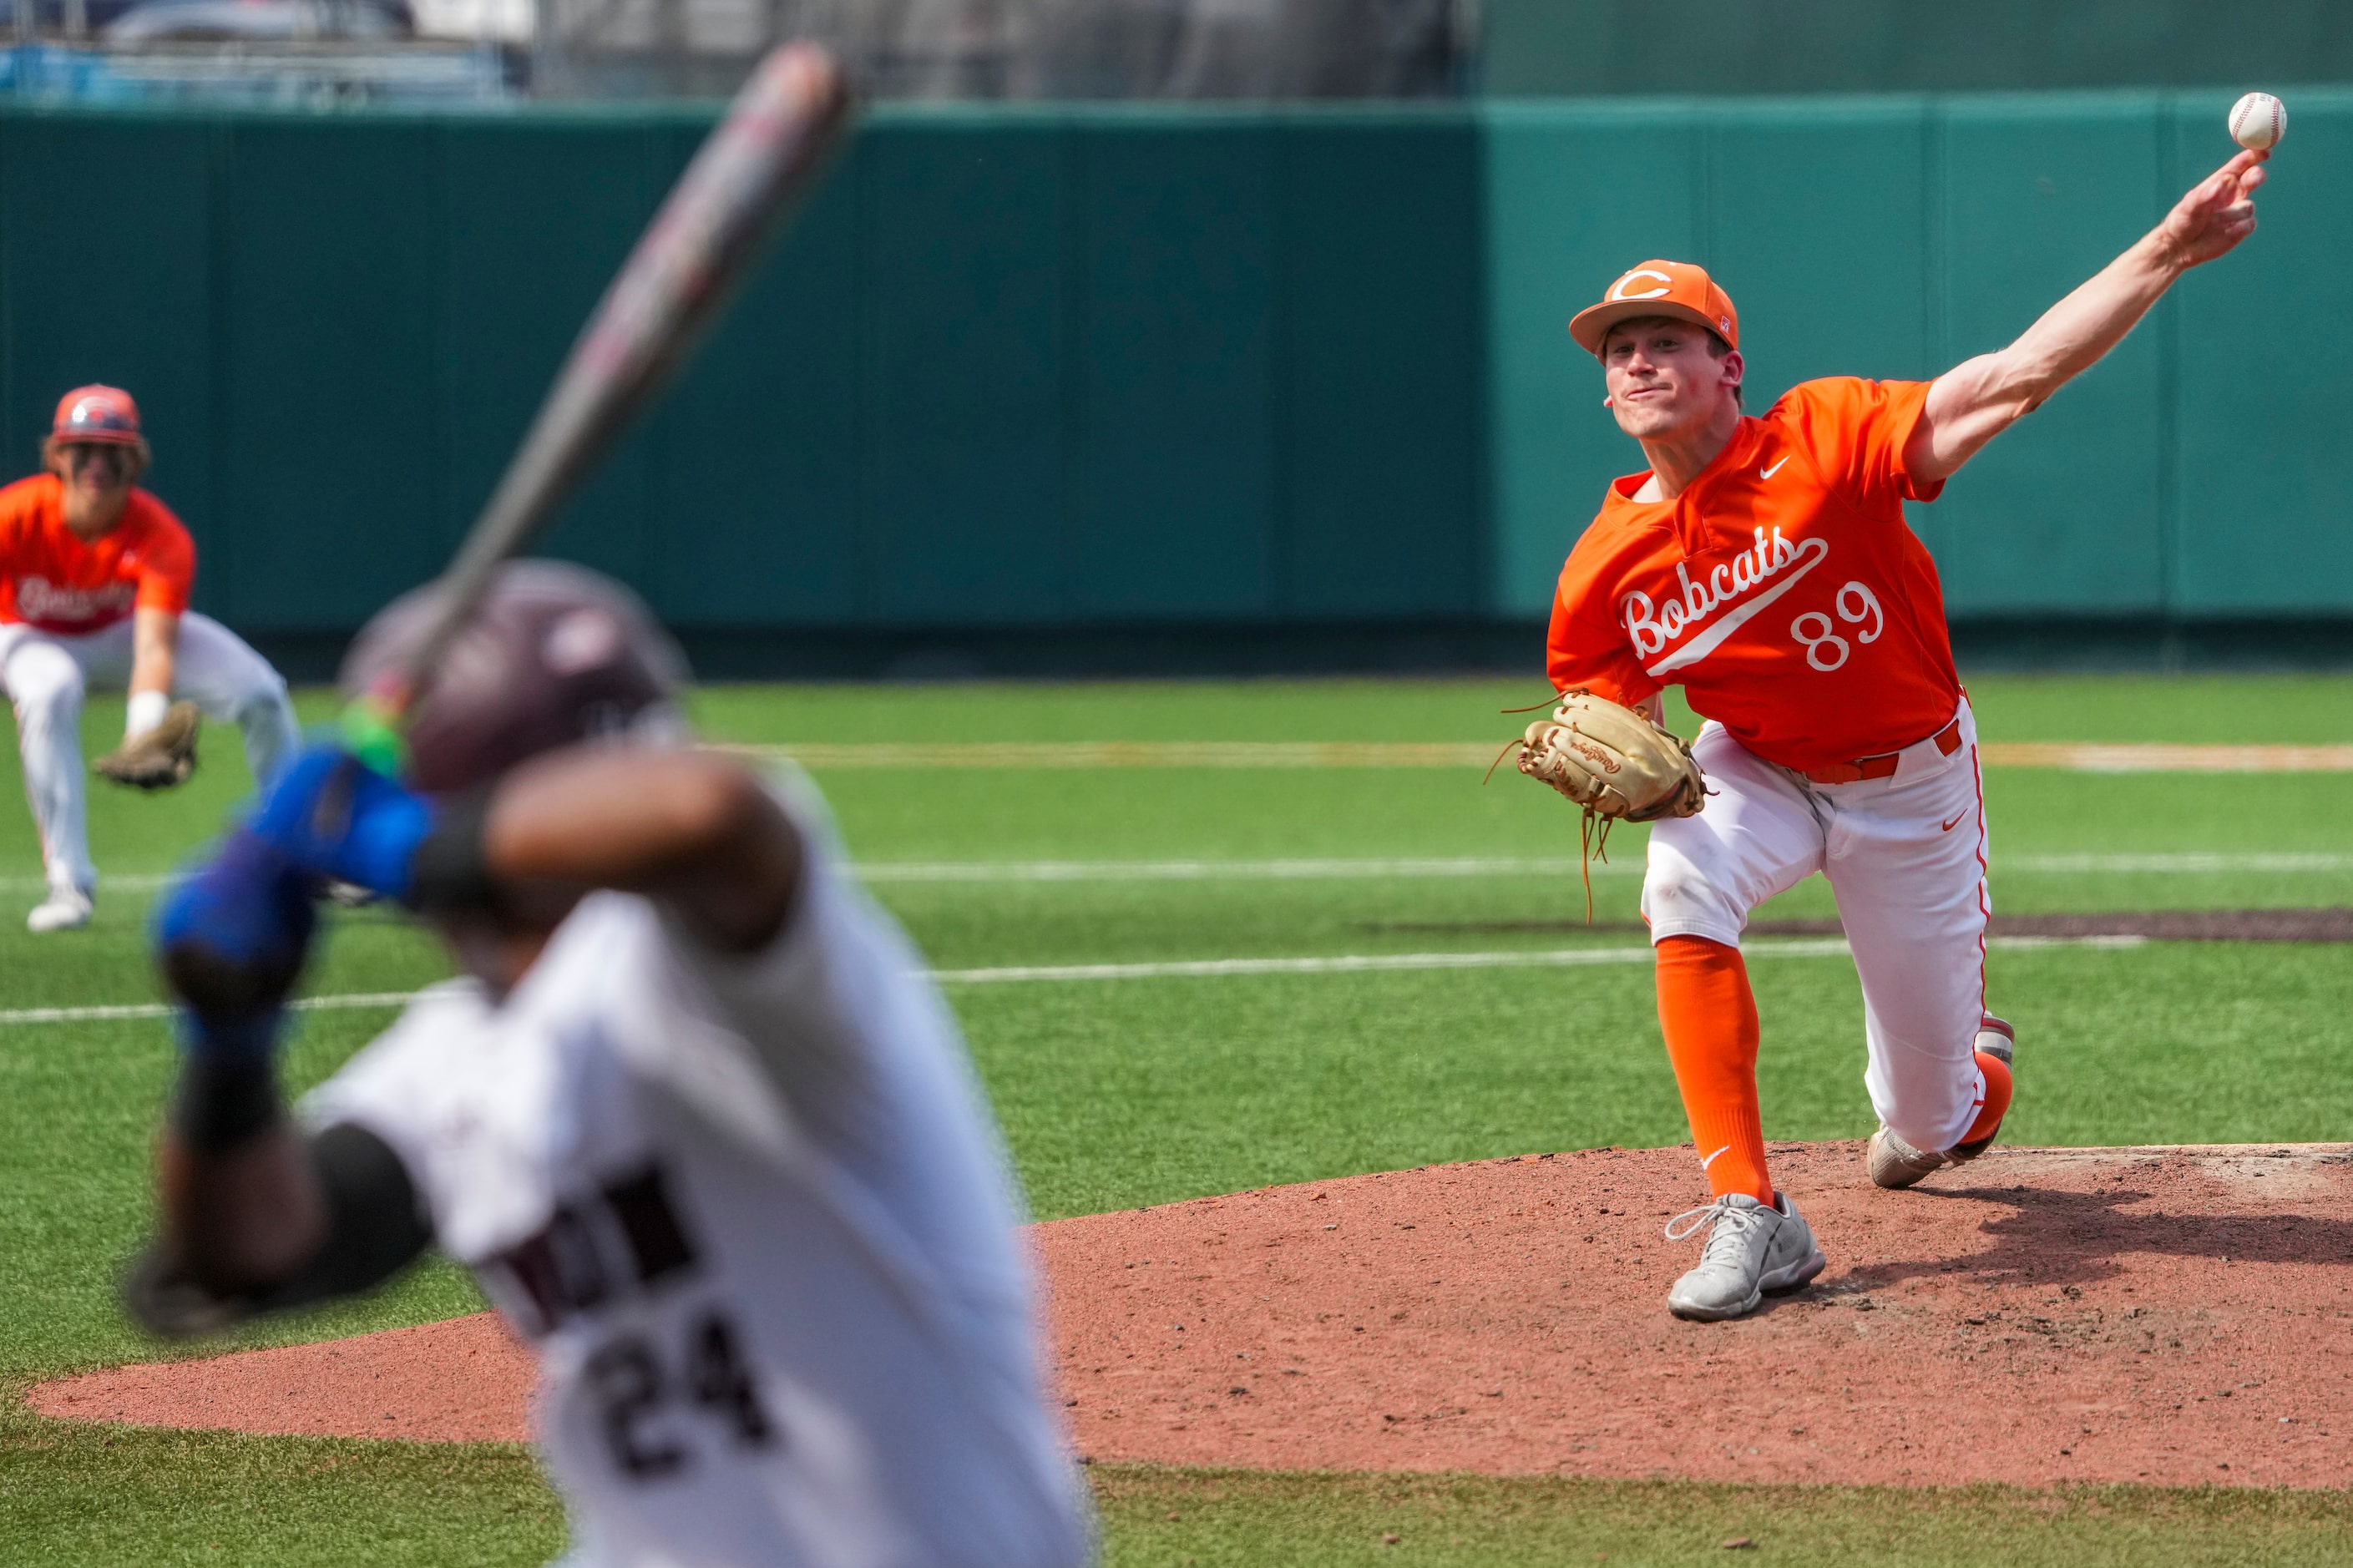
left=1646, top=535, right=1831, bottom=677
left=1941, top=811, right=1967, bottom=832
left=1760, top=456, right=1790, bottom=479
left=1698, top=1143, right=1733, bottom=1171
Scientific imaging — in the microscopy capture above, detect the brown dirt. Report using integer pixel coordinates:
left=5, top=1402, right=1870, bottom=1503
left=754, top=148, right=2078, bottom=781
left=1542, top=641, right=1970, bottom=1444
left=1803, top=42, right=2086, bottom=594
left=1374, top=909, right=2353, bottom=942
left=31, top=1142, right=2353, bottom=1488
left=30, top=1314, right=534, bottom=1443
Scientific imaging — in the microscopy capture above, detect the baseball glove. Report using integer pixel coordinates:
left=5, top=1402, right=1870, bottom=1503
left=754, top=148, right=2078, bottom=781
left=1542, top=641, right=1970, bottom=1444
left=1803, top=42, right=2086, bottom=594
left=94, top=701, right=201, bottom=790
left=1512, top=690, right=1706, bottom=824
left=1494, top=690, right=1707, bottom=918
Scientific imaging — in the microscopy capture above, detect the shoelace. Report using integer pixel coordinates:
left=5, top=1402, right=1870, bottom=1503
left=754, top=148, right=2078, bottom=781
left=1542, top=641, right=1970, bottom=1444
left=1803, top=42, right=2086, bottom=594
left=1662, top=1196, right=1770, bottom=1259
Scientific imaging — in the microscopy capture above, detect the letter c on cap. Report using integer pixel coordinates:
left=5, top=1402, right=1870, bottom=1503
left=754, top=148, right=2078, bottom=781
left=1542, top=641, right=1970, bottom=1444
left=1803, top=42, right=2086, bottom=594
left=1608, top=269, right=1675, bottom=302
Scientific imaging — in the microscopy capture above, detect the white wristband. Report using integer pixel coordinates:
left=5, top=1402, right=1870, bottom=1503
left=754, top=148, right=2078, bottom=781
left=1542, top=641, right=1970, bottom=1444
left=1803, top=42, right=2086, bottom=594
left=126, top=690, right=170, bottom=739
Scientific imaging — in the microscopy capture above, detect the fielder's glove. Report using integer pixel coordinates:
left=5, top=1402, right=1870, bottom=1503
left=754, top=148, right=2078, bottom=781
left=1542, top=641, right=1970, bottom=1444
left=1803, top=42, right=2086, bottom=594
left=94, top=701, right=201, bottom=790
left=1512, top=690, right=1707, bottom=824
left=1500, top=690, right=1707, bottom=918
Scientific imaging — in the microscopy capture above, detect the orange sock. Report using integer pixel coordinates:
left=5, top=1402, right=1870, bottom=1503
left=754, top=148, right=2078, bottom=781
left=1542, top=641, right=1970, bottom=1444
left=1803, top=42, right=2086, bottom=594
left=1655, top=935, right=1772, bottom=1203
left=1962, top=1050, right=2012, bottom=1146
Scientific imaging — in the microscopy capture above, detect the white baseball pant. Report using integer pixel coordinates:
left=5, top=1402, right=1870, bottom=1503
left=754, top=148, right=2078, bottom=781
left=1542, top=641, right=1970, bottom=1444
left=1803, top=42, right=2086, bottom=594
left=1642, top=700, right=1992, bottom=1154
left=0, top=614, right=301, bottom=896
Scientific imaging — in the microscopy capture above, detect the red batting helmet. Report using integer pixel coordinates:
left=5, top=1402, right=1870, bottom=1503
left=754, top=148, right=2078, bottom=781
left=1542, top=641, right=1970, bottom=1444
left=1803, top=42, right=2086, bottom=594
left=51, top=385, right=144, bottom=446
left=340, top=561, right=690, bottom=795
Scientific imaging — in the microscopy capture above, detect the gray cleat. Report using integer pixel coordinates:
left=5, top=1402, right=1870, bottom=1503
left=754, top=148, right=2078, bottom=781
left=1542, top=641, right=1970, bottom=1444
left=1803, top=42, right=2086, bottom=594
left=1866, top=1124, right=1947, bottom=1189
left=1663, top=1191, right=1827, bottom=1322
left=1872, top=1017, right=2019, bottom=1187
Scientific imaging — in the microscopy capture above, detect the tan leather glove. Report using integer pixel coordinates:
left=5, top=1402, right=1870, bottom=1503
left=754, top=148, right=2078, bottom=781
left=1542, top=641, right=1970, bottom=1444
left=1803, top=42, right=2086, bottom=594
left=94, top=701, right=201, bottom=791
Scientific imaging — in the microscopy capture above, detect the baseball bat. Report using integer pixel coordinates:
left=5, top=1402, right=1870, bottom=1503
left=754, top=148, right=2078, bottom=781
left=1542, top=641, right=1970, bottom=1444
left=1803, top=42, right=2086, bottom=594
left=344, top=42, right=853, bottom=770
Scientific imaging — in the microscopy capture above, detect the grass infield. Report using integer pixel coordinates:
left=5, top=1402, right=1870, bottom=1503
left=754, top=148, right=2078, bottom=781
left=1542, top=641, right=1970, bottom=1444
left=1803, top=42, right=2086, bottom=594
left=0, top=675, right=2349, bottom=1563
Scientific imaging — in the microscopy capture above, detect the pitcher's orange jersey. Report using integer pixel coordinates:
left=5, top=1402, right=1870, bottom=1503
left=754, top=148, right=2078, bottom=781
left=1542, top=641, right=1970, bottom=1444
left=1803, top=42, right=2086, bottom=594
left=0, top=474, right=195, bottom=635
left=1546, top=377, right=1961, bottom=773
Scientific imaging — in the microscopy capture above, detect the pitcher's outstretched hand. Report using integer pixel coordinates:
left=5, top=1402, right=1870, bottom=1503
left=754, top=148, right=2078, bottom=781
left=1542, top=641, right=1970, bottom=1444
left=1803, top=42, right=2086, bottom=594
left=2158, top=149, right=2267, bottom=271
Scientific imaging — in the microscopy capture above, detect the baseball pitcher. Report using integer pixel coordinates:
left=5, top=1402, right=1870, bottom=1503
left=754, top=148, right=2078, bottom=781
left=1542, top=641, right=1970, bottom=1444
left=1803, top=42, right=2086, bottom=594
left=0, top=386, right=300, bottom=931
left=1518, top=149, right=2267, bottom=1321
left=129, top=563, right=1095, bottom=1566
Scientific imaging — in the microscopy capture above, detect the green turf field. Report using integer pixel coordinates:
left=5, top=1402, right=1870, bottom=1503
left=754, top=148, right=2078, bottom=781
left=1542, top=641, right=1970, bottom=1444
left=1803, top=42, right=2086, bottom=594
left=1, top=675, right=2350, bottom=1564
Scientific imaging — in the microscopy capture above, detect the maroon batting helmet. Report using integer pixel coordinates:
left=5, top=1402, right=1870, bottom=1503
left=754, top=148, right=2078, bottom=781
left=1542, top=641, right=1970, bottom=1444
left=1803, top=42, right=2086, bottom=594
left=341, top=561, right=690, bottom=795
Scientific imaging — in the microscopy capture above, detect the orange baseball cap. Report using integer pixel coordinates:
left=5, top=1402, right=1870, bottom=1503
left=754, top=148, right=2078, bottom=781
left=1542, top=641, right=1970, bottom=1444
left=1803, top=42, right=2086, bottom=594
left=51, top=385, right=143, bottom=446
left=1569, top=261, right=1739, bottom=357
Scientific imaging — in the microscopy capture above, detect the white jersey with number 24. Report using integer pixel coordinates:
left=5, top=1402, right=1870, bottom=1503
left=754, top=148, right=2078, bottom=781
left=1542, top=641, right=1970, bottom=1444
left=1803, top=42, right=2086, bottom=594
left=305, top=787, right=1094, bottom=1568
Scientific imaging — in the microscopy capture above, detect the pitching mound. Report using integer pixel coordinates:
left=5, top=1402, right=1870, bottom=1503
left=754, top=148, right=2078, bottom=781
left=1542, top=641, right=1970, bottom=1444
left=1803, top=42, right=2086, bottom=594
left=32, top=1142, right=2353, bottom=1489
left=32, top=1315, right=534, bottom=1443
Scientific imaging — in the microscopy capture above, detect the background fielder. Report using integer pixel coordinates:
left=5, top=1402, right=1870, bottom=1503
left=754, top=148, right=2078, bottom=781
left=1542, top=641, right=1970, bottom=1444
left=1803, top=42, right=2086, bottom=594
left=0, top=386, right=299, bottom=932
left=1541, top=149, right=2268, bottom=1322
left=133, top=564, right=1094, bottom=1568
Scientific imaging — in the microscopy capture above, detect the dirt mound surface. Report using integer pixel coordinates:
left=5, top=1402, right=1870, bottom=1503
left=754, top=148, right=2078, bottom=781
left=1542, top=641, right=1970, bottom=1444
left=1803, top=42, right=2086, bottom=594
left=1043, top=1142, right=2353, bottom=1487
left=33, top=1143, right=2353, bottom=1488
left=33, top=1314, right=532, bottom=1442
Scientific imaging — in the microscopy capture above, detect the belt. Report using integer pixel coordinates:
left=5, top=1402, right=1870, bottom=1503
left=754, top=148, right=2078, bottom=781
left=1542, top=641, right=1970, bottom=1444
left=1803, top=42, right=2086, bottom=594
left=1798, top=716, right=1963, bottom=786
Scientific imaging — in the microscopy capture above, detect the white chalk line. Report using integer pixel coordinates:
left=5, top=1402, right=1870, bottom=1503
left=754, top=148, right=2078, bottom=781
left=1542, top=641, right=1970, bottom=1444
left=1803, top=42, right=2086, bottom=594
left=7, top=850, right=2352, bottom=898
left=859, top=856, right=1633, bottom=883
left=1996, top=852, right=2353, bottom=874
left=0, top=935, right=2146, bottom=1027
left=850, top=851, right=2353, bottom=883
left=0, top=991, right=417, bottom=1027
left=720, top=740, right=2353, bottom=773
left=0, top=873, right=178, bottom=893
left=929, top=934, right=2143, bottom=984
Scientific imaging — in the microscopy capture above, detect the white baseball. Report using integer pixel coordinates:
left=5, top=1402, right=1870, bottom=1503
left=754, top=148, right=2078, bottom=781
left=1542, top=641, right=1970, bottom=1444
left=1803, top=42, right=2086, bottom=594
left=2229, top=92, right=2285, bottom=151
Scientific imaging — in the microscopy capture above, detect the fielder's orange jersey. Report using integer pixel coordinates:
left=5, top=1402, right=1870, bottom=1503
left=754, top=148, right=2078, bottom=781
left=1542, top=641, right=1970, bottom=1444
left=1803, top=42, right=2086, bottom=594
left=1546, top=377, right=1961, bottom=772
left=0, top=474, right=195, bottom=635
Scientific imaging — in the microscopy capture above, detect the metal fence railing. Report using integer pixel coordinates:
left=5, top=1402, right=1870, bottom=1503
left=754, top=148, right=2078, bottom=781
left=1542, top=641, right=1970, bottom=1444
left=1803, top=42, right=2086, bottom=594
left=8, top=0, right=1466, bottom=100
left=530, top=0, right=1469, bottom=99
left=3, top=39, right=513, bottom=100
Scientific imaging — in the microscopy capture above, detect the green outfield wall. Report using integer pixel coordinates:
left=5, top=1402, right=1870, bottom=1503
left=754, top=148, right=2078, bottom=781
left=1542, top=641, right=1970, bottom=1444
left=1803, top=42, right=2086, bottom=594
left=1, top=92, right=2347, bottom=660
left=1485, top=89, right=2353, bottom=621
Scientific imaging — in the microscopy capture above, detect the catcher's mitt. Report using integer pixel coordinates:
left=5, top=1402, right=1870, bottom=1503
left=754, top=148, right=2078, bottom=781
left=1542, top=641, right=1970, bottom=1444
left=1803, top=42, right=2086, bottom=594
left=94, top=700, right=201, bottom=790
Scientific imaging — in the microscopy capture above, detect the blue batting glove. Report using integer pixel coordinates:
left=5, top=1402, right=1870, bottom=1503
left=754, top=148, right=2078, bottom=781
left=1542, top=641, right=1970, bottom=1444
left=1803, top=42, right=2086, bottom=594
left=152, top=832, right=318, bottom=1065
left=245, top=743, right=436, bottom=901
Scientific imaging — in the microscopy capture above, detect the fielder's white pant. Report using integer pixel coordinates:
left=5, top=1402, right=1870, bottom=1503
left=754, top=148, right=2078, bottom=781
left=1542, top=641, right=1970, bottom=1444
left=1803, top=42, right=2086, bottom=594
left=1642, top=700, right=1992, bottom=1154
left=0, top=614, right=300, bottom=896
